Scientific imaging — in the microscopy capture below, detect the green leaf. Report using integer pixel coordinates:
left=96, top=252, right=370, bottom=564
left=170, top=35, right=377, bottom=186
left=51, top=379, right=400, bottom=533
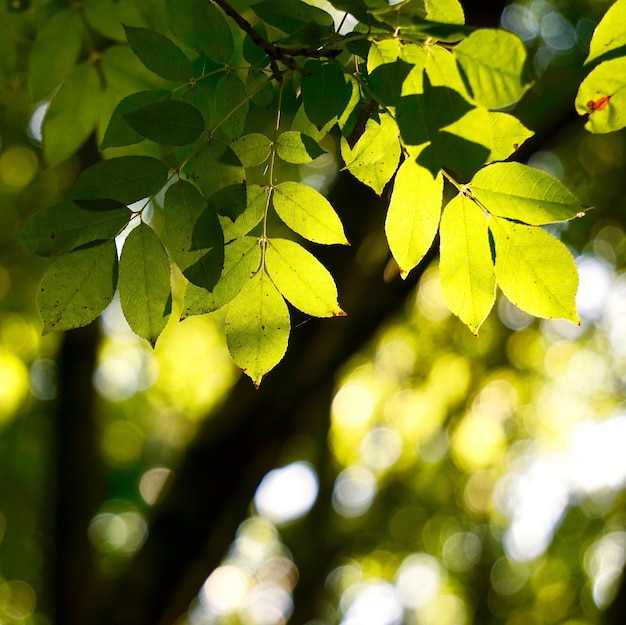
left=454, top=29, right=531, bottom=109
left=243, top=23, right=269, bottom=66
left=231, top=133, right=272, bottom=167
left=327, top=0, right=390, bottom=25
left=439, top=194, right=495, bottom=334
left=490, top=216, right=579, bottom=324
left=265, top=238, right=345, bottom=317
left=471, top=162, right=585, bottom=225
left=385, top=158, right=442, bottom=277
left=182, top=236, right=262, bottom=317
left=29, top=9, right=84, bottom=102
left=219, top=184, right=267, bottom=242
left=575, top=58, right=626, bottom=134
left=101, top=90, right=170, bottom=149
left=37, top=240, right=118, bottom=335
left=276, top=131, right=326, bottom=164
left=19, top=199, right=130, bottom=258
left=118, top=223, right=172, bottom=346
left=214, top=72, right=248, bottom=138
left=425, top=0, right=465, bottom=24
left=163, top=180, right=224, bottom=290
left=85, top=0, right=147, bottom=42
left=73, top=156, right=170, bottom=205
left=586, top=0, right=626, bottom=65
left=367, top=58, right=414, bottom=107
left=186, top=139, right=245, bottom=198
left=301, top=60, right=351, bottom=129
left=273, top=182, right=348, bottom=245
left=224, top=269, right=290, bottom=387
left=192, top=0, right=234, bottom=64
left=487, top=111, right=534, bottom=162
left=42, top=62, right=101, bottom=166
left=340, top=113, right=401, bottom=195
left=252, top=0, right=334, bottom=34
left=124, top=24, right=193, bottom=82
left=124, top=100, right=205, bottom=146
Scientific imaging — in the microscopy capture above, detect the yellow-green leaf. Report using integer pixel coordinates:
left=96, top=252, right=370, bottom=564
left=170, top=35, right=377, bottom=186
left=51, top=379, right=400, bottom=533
left=490, top=216, right=579, bottom=324
left=273, top=182, right=348, bottom=245
left=265, top=238, right=345, bottom=317
left=385, top=158, right=442, bottom=278
left=585, top=0, right=626, bottom=65
left=439, top=194, right=495, bottom=333
left=231, top=133, right=272, bottom=167
left=219, top=184, right=267, bottom=243
left=224, top=270, right=290, bottom=387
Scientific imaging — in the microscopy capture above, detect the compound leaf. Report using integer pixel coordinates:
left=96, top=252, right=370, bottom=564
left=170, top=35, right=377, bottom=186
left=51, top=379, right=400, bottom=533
left=273, top=181, right=348, bottom=245
left=439, top=194, right=495, bottom=333
left=490, top=216, right=579, bottom=323
left=385, top=158, right=442, bottom=277
left=37, top=240, right=118, bottom=335
left=225, top=269, right=290, bottom=387
left=118, top=222, right=172, bottom=346
left=265, top=238, right=345, bottom=317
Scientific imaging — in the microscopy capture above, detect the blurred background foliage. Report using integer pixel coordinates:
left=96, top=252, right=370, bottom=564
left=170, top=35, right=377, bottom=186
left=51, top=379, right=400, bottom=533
left=2, top=0, right=626, bottom=624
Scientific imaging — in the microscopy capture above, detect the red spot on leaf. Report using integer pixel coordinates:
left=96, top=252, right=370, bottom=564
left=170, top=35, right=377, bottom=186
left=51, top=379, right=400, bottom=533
left=587, top=95, right=610, bottom=112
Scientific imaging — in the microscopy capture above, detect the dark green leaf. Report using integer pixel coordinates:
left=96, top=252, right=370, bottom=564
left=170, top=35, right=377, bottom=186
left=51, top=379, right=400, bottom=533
left=301, top=60, right=351, bottom=129
left=192, top=0, right=234, bottom=64
left=118, top=223, right=172, bottom=346
left=19, top=199, right=130, bottom=258
left=37, top=240, right=118, bottom=335
left=214, top=72, right=248, bottom=138
left=252, top=0, right=334, bottom=34
left=186, top=140, right=245, bottom=198
left=124, top=100, right=205, bottom=146
left=124, top=24, right=193, bottom=82
left=73, top=156, right=170, bottom=204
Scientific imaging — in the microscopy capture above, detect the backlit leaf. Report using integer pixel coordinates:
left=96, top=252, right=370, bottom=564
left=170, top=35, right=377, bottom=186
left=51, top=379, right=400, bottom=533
left=73, top=156, right=170, bottom=205
left=192, top=0, right=234, bottom=64
left=124, top=24, right=193, bottom=82
left=471, top=162, right=585, bottom=225
left=386, top=158, right=443, bottom=277
left=575, top=58, right=626, bottom=134
left=37, top=240, right=118, bottom=335
left=182, top=236, right=261, bottom=316
left=42, top=62, right=101, bottom=166
left=125, top=100, right=205, bottom=145
left=118, top=222, right=172, bottom=346
left=276, top=131, right=326, bottom=164
left=19, top=199, right=130, bottom=257
left=225, top=269, right=290, bottom=387
left=187, top=140, right=245, bottom=198
left=163, top=180, right=225, bottom=290
left=585, top=0, right=626, bottom=65
left=231, top=133, right=272, bottom=167
left=265, top=238, right=345, bottom=317
left=29, top=9, right=83, bottom=102
left=490, top=216, right=579, bottom=323
left=454, top=29, right=531, bottom=109
left=487, top=112, right=533, bottom=162
left=273, top=182, right=348, bottom=245
left=439, top=194, right=495, bottom=333
left=219, top=184, right=267, bottom=242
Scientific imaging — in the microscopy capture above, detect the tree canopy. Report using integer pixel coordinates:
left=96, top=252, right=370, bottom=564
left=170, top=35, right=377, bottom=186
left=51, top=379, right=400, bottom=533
left=2, top=0, right=626, bottom=625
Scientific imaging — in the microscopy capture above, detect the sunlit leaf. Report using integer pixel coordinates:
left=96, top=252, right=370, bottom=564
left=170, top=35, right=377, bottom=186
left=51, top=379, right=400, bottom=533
left=225, top=269, right=290, bottom=387
left=163, top=180, right=224, bottom=290
left=439, top=194, right=495, bottom=333
left=42, top=62, right=101, bottom=166
left=124, top=24, right=193, bottom=82
left=29, top=8, right=83, bottom=102
left=490, top=216, right=579, bottom=323
left=37, top=240, right=118, bottom=335
left=276, top=131, right=326, bottom=164
left=425, top=0, right=465, bottom=24
left=575, top=58, right=626, bottom=134
left=585, top=0, right=626, bottom=65
left=124, top=100, right=205, bottom=145
left=273, top=181, right=348, bottom=245
left=231, top=133, right=272, bottom=167
left=19, top=199, right=130, bottom=257
left=72, top=156, right=170, bottom=205
left=487, top=112, right=534, bottom=162
left=219, top=184, right=267, bottom=242
left=182, top=236, right=261, bottom=317
left=265, top=238, right=345, bottom=317
left=454, top=29, right=531, bottom=109
left=192, top=0, right=234, bottom=64
left=341, top=113, right=401, bottom=194
left=385, top=158, right=443, bottom=277
left=118, top=222, right=172, bottom=346
left=471, top=162, right=585, bottom=225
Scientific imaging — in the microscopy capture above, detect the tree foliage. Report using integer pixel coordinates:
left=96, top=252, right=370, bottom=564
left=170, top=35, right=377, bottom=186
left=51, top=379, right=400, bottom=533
left=16, top=0, right=626, bottom=385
